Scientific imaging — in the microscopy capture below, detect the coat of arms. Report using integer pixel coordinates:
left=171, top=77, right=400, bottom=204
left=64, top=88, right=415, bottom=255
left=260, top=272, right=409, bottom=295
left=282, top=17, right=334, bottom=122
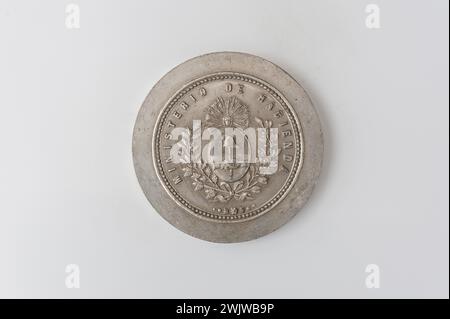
left=182, top=96, right=273, bottom=203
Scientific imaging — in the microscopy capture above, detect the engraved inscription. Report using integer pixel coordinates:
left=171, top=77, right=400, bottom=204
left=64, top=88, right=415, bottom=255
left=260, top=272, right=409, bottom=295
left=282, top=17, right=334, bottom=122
left=153, top=73, right=303, bottom=222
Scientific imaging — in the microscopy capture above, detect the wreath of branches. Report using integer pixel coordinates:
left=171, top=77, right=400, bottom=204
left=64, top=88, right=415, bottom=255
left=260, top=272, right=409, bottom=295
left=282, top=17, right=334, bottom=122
left=182, top=163, right=267, bottom=203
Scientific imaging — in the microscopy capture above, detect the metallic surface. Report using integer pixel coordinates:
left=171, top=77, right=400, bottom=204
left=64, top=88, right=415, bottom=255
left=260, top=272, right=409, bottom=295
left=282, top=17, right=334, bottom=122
left=133, top=52, right=323, bottom=242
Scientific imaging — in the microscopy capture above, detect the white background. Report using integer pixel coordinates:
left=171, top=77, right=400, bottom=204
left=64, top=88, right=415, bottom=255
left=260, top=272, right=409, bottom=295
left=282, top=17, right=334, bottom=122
left=0, top=0, right=448, bottom=298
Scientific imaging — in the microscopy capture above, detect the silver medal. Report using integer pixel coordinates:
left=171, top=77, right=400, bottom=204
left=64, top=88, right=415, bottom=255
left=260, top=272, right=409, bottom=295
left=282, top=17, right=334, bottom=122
left=133, top=52, right=323, bottom=242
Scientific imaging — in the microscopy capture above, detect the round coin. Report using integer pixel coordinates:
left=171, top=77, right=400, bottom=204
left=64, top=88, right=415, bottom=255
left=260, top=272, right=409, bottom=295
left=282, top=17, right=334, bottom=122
left=133, top=52, right=323, bottom=242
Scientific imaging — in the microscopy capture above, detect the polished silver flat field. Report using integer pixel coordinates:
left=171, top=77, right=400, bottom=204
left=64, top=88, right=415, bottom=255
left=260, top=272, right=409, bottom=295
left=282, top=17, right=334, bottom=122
left=133, top=52, right=323, bottom=242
